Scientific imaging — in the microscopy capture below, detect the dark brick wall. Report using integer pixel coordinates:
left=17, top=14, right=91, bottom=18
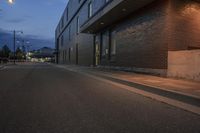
left=99, top=0, right=200, bottom=69
left=77, top=34, right=94, bottom=66
left=56, top=0, right=200, bottom=69
left=168, top=0, right=200, bottom=50
left=100, top=0, right=169, bottom=69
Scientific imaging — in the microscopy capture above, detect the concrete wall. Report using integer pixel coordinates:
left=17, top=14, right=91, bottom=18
left=168, top=50, right=200, bottom=81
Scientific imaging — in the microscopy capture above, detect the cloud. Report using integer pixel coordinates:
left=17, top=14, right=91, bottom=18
left=1, top=14, right=32, bottom=24
left=0, top=28, right=54, bottom=50
left=5, top=18, right=26, bottom=23
left=45, top=0, right=68, bottom=6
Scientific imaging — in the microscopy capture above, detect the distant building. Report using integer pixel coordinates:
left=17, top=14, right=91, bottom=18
left=55, top=0, right=200, bottom=80
left=30, top=47, right=55, bottom=62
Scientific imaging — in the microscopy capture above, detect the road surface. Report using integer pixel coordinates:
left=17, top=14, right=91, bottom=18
left=0, top=63, right=200, bottom=133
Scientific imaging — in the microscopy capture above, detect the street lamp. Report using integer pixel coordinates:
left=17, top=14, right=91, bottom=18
left=16, top=39, right=31, bottom=62
left=13, top=30, right=23, bottom=64
left=8, top=0, right=14, bottom=4
left=26, top=42, right=32, bottom=62
left=0, top=0, right=14, bottom=11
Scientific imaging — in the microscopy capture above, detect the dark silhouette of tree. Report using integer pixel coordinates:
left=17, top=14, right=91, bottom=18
left=0, top=45, right=11, bottom=58
left=16, top=47, right=25, bottom=60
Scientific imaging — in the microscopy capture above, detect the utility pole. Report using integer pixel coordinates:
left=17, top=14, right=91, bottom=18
left=13, top=30, right=16, bottom=64
left=13, top=30, right=23, bottom=64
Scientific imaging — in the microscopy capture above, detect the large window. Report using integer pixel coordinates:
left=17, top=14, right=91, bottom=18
left=63, top=51, right=65, bottom=62
left=64, top=50, right=67, bottom=62
left=69, top=25, right=71, bottom=41
left=76, top=16, right=80, bottom=34
left=66, top=8, right=68, bottom=21
left=101, top=31, right=109, bottom=57
left=68, top=48, right=71, bottom=62
left=88, top=2, right=92, bottom=18
left=61, top=35, right=64, bottom=47
left=110, top=30, right=116, bottom=56
left=61, top=17, right=64, bottom=28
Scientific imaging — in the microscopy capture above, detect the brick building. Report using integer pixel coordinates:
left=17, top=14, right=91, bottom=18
left=55, top=0, right=200, bottom=78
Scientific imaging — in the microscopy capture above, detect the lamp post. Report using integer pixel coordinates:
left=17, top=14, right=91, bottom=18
left=24, top=41, right=31, bottom=62
left=16, top=39, right=30, bottom=62
left=13, top=30, right=23, bottom=64
left=0, top=0, right=14, bottom=11
left=26, top=43, right=32, bottom=62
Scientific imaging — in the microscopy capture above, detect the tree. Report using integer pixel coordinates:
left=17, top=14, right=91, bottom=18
left=16, top=47, right=25, bottom=60
left=1, top=45, right=11, bottom=58
left=0, top=48, right=2, bottom=57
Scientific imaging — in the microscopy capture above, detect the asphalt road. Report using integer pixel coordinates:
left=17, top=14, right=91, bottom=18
left=0, top=63, right=200, bottom=133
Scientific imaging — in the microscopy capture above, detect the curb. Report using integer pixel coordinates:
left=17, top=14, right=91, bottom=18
left=56, top=65, right=200, bottom=107
left=55, top=65, right=200, bottom=115
left=89, top=71, right=200, bottom=107
left=0, top=63, right=14, bottom=70
left=0, top=65, right=5, bottom=70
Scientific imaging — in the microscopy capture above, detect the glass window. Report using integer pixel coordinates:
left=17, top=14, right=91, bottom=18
left=69, top=25, right=71, bottom=41
left=61, top=35, right=64, bottom=46
left=88, top=2, right=92, bottom=18
left=63, top=51, right=64, bottom=61
left=110, top=30, right=116, bottom=55
left=77, top=16, right=80, bottom=34
left=66, top=8, right=68, bottom=21
left=101, top=31, right=109, bottom=57
left=61, top=17, right=64, bottom=28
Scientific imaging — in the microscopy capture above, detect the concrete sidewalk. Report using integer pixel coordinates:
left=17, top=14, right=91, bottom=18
left=55, top=64, right=200, bottom=115
left=0, top=62, right=14, bottom=68
left=0, top=64, right=6, bottom=69
left=60, top=65, right=200, bottom=98
left=57, top=65, right=200, bottom=99
left=91, top=68, right=200, bottom=98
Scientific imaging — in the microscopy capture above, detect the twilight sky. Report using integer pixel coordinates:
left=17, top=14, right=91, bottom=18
left=0, top=0, right=68, bottom=50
